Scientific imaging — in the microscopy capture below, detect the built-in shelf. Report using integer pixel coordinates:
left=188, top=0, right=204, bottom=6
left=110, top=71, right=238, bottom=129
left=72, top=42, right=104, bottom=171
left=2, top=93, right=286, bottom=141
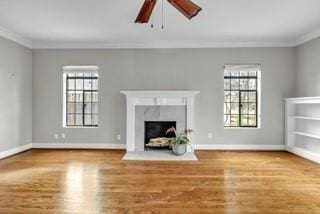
left=284, top=96, right=320, bottom=104
left=291, top=116, right=320, bottom=121
left=292, top=131, right=320, bottom=140
left=285, top=97, right=320, bottom=163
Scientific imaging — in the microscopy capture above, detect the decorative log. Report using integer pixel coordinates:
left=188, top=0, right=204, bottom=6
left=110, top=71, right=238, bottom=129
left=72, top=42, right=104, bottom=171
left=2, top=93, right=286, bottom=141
left=146, top=138, right=171, bottom=147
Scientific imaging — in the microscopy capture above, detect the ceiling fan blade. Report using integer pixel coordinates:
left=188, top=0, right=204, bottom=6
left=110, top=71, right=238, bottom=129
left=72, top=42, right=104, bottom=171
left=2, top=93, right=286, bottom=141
left=135, top=0, right=158, bottom=23
left=167, top=0, right=202, bottom=19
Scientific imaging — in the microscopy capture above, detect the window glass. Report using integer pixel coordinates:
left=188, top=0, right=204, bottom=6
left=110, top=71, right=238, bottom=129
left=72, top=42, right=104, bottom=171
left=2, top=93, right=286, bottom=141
left=224, top=65, right=260, bottom=128
left=64, top=70, right=98, bottom=127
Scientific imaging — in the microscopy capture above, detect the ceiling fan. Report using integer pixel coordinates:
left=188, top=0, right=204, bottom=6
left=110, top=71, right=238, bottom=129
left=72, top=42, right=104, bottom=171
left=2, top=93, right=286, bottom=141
left=135, top=0, right=202, bottom=24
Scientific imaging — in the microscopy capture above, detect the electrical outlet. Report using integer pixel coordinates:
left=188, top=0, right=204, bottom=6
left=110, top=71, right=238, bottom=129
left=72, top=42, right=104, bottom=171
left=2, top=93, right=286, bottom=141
left=116, top=134, right=121, bottom=141
left=54, top=134, right=59, bottom=139
left=208, top=133, right=213, bottom=139
left=61, top=133, right=66, bottom=139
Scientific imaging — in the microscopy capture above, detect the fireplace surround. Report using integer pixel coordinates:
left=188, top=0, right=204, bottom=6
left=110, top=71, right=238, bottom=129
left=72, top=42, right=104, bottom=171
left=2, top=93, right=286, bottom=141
left=121, top=91, right=200, bottom=153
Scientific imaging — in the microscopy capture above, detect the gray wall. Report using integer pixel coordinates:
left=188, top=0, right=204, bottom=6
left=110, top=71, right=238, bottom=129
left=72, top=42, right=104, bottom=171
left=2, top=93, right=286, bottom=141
left=295, top=36, right=320, bottom=154
left=0, top=36, right=32, bottom=151
left=296, top=37, right=320, bottom=96
left=32, top=48, right=296, bottom=146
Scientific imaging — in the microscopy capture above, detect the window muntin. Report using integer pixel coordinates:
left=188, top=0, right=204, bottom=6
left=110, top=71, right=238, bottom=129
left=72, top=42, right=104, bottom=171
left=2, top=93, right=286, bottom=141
left=63, top=67, right=98, bottom=127
left=224, top=65, right=260, bottom=128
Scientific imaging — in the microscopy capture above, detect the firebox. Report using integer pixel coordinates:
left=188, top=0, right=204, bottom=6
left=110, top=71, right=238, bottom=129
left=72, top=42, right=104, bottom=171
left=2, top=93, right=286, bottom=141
left=144, top=121, right=176, bottom=150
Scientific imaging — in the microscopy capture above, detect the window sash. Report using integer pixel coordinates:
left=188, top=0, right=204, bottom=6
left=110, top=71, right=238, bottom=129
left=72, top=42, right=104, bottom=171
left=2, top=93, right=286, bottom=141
left=224, top=67, right=259, bottom=128
left=64, top=70, right=98, bottom=127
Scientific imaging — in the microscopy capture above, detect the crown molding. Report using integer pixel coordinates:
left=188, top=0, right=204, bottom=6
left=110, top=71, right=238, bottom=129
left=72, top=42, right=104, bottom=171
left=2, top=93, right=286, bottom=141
left=32, top=40, right=297, bottom=49
left=294, top=28, right=320, bottom=46
left=0, top=24, right=319, bottom=49
left=0, top=26, right=32, bottom=48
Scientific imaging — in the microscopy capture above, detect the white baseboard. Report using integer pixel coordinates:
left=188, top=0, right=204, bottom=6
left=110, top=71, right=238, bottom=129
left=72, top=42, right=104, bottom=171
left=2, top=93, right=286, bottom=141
left=2, top=143, right=319, bottom=164
left=0, top=143, right=32, bottom=160
left=194, top=144, right=286, bottom=151
left=31, top=143, right=285, bottom=151
left=287, top=146, right=320, bottom=164
left=32, top=143, right=126, bottom=150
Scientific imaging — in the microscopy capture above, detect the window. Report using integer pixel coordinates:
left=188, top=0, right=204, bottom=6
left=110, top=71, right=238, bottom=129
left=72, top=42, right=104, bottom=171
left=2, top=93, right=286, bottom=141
left=63, top=66, right=99, bottom=127
left=224, top=65, right=260, bottom=128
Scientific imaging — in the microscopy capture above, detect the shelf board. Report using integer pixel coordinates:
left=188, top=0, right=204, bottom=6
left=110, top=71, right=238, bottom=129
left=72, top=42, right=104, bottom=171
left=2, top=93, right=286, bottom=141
left=284, top=97, right=320, bottom=104
left=292, top=116, right=320, bottom=121
left=284, top=97, right=320, bottom=101
left=292, top=131, right=320, bottom=140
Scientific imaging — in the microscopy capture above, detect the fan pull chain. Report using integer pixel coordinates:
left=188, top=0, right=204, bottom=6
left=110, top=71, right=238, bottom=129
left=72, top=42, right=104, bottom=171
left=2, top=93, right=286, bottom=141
left=151, top=3, right=154, bottom=29
left=161, top=0, right=164, bottom=29
left=151, top=13, right=154, bottom=28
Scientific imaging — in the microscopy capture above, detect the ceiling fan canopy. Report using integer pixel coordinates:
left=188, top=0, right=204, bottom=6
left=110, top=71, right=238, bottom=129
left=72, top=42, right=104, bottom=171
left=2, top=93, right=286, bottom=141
left=135, top=0, right=201, bottom=24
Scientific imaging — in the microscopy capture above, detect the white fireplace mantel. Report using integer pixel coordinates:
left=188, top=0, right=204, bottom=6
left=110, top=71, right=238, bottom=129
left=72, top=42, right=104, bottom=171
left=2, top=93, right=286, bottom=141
left=121, top=91, right=200, bottom=152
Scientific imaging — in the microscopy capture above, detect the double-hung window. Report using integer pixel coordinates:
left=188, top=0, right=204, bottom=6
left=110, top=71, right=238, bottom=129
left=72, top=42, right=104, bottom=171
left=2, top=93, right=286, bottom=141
left=63, top=66, right=99, bottom=127
left=224, top=65, right=261, bottom=128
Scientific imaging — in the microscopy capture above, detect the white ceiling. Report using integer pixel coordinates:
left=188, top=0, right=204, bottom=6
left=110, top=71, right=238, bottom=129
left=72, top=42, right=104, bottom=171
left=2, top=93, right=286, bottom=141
left=0, top=0, right=320, bottom=48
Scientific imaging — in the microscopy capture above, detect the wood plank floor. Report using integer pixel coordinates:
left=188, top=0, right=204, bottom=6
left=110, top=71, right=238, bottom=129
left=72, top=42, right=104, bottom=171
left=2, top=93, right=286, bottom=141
left=0, top=150, right=319, bottom=213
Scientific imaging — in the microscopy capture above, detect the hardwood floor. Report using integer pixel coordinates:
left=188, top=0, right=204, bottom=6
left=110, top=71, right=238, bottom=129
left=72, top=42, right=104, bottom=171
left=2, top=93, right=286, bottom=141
left=0, top=150, right=319, bottom=213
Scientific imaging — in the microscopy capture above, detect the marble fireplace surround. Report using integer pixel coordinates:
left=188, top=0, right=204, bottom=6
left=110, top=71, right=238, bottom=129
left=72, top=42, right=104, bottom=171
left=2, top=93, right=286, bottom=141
left=121, top=91, right=200, bottom=153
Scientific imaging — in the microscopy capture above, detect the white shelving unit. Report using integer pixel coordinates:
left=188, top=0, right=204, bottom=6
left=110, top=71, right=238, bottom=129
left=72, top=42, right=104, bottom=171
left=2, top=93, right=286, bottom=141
left=285, top=97, right=320, bottom=163
left=292, top=131, right=320, bottom=140
left=291, top=116, right=320, bottom=121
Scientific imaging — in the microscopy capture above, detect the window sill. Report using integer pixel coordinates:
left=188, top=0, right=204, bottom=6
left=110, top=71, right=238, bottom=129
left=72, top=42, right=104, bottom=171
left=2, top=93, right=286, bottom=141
left=224, top=127, right=261, bottom=130
left=63, top=126, right=99, bottom=129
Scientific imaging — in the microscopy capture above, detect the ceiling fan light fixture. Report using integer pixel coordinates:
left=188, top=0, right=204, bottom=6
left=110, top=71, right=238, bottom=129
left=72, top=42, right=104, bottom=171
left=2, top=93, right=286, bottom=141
left=167, top=0, right=202, bottom=19
left=135, top=0, right=158, bottom=23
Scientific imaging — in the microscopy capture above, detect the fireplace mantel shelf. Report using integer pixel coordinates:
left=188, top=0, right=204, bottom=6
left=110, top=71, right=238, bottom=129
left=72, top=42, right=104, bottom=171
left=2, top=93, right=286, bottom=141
left=121, top=91, right=200, bottom=97
left=121, top=91, right=200, bottom=106
left=121, top=91, right=200, bottom=152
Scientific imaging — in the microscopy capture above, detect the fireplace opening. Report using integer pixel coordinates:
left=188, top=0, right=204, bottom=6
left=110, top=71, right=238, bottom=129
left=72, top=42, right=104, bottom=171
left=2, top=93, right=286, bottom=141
left=144, top=121, right=176, bottom=150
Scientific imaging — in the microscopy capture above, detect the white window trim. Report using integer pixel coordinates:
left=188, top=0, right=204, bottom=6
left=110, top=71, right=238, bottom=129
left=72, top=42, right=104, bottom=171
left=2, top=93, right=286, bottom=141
left=62, top=65, right=99, bottom=128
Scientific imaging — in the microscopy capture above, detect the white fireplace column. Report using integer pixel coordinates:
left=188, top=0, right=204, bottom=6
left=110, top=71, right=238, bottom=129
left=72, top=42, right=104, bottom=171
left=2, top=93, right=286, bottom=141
left=121, top=91, right=200, bottom=152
